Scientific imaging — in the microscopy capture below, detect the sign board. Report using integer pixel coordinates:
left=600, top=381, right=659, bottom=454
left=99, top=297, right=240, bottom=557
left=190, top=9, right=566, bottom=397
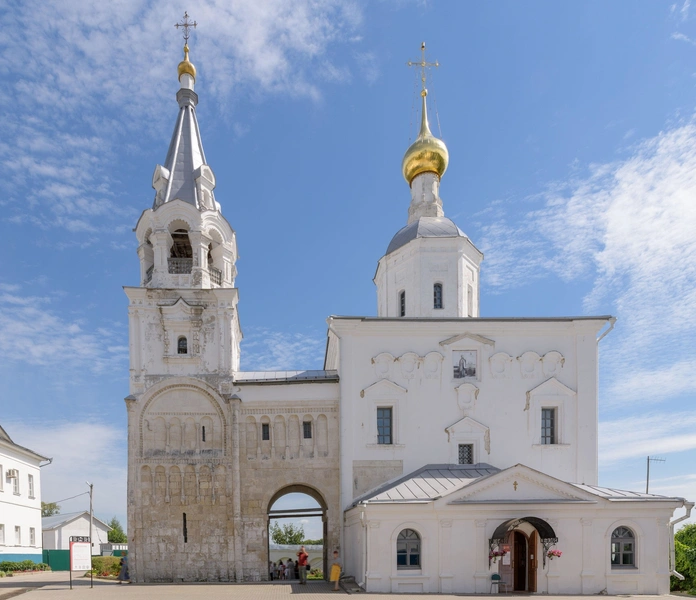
left=70, top=541, right=92, bottom=571
left=502, top=544, right=511, bottom=566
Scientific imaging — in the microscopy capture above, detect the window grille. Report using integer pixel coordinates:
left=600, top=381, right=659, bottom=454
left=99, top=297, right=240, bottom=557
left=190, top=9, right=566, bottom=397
left=178, top=337, right=188, bottom=355
left=145, top=265, right=154, bottom=283
left=303, top=421, right=312, bottom=439
left=168, top=257, right=193, bottom=274
left=209, top=267, right=222, bottom=285
left=399, top=291, right=406, bottom=317
left=458, top=444, right=474, bottom=464
left=541, top=408, right=556, bottom=444
left=262, top=423, right=270, bottom=441
left=611, top=527, right=635, bottom=567
left=434, top=283, right=443, bottom=309
left=377, top=407, right=393, bottom=444
left=396, top=529, right=421, bottom=569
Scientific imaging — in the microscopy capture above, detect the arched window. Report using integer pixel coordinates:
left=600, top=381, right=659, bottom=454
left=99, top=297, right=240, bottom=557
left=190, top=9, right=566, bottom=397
left=433, top=283, right=443, bottom=309
left=611, top=526, right=635, bottom=567
left=169, top=229, right=193, bottom=274
left=399, top=291, right=406, bottom=317
left=397, top=529, right=421, bottom=569
left=177, top=336, right=188, bottom=355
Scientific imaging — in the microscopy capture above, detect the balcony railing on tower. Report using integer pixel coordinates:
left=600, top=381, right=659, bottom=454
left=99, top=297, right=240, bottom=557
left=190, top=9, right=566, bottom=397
left=209, top=267, right=222, bottom=285
left=168, top=257, right=193, bottom=274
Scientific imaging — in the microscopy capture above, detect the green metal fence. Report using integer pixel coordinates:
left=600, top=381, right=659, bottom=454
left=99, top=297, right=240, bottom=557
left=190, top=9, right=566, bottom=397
left=42, top=549, right=70, bottom=571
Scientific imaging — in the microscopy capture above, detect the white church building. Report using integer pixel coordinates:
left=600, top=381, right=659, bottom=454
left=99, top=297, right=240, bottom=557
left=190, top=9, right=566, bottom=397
left=124, top=38, right=693, bottom=593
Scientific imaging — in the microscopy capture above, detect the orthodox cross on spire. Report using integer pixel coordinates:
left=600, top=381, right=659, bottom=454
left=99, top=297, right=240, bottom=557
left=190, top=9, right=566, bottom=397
left=175, top=11, right=197, bottom=43
left=407, top=42, right=439, bottom=96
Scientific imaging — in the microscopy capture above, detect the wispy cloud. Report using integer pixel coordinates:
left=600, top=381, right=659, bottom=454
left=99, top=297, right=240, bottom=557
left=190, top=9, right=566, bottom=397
left=3, top=421, right=127, bottom=527
left=479, top=117, right=696, bottom=407
left=241, top=328, right=326, bottom=371
left=1, top=0, right=365, bottom=235
left=0, top=285, right=127, bottom=373
left=671, top=31, right=696, bottom=44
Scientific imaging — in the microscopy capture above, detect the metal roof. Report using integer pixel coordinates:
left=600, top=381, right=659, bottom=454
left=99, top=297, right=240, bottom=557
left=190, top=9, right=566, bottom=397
left=42, top=511, right=111, bottom=531
left=330, top=315, right=614, bottom=323
left=571, top=483, right=684, bottom=501
left=352, top=463, right=500, bottom=505
left=235, top=370, right=338, bottom=384
left=386, top=216, right=467, bottom=255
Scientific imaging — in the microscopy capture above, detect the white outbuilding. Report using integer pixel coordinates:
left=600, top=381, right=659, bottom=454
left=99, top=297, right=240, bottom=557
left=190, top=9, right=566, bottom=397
left=42, top=512, right=111, bottom=556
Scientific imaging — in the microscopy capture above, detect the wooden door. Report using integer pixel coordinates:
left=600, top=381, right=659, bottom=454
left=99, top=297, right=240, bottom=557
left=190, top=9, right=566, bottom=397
left=499, top=532, right=513, bottom=591
left=513, top=531, right=527, bottom=591
left=528, top=530, right=538, bottom=593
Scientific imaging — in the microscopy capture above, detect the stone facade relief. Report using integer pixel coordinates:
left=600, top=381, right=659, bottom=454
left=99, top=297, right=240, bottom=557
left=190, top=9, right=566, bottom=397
left=542, top=351, right=565, bottom=377
left=423, top=351, right=444, bottom=379
left=518, top=351, right=542, bottom=379
left=398, top=352, right=420, bottom=380
left=489, top=352, right=514, bottom=379
left=370, top=351, right=443, bottom=385
left=371, top=352, right=395, bottom=380
left=456, top=382, right=480, bottom=413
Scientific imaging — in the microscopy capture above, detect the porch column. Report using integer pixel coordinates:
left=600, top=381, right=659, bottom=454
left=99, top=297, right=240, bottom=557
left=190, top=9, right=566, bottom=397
left=580, top=518, right=594, bottom=593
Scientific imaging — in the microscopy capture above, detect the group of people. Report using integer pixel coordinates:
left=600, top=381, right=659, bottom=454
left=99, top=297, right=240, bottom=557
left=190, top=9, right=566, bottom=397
left=269, top=546, right=341, bottom=591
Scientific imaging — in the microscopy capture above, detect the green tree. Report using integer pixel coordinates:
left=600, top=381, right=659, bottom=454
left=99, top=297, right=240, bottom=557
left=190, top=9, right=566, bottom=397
left=302, top=538, right=323, bottom=545
left=672, top=523, right=696, bottom=593
left=107, top=517, right=128, bottom=543
left=41, top=502, right=60, bottom=517
left=270, top=522, right=305, bottom=545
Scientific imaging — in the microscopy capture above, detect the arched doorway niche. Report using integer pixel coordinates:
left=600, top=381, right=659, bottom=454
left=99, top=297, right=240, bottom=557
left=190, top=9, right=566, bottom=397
left=267, top=484, right=328, bottom=581
left=490, top=516, right=558, bottom=593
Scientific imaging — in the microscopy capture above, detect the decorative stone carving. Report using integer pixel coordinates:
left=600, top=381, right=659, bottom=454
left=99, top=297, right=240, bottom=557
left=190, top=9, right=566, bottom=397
left=456, top=382, right=480, bottom=412
left=518, top=351, right=541, bottom=379
left=398, top=352, right=421, bottom=380
left=371, top=352, right=395, bottom=380
left=542, top=351, right=565, bottom=377
left=423, top=351, right=444, bottom=379
left=489, top=352, right=514, bottom=379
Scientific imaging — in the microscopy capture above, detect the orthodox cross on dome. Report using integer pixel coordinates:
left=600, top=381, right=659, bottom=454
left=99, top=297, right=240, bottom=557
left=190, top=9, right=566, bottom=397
left=175, top=11, right=197, bottom=43
left=407, top=41, right=439, bottom=96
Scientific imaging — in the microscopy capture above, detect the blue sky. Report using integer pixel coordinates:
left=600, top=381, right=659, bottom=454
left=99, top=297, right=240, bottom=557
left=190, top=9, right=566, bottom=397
left=1, top=1, right=695, bottom=538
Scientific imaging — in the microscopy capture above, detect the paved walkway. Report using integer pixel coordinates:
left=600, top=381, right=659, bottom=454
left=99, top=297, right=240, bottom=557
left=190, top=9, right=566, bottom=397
left=0, top=572, right=690, bottom=600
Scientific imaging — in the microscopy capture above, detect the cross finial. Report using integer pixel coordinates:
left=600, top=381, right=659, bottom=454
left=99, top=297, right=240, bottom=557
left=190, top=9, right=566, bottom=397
left=407, top=42, right=439, bottom=96
left=175, top=11, right=197, bottom=43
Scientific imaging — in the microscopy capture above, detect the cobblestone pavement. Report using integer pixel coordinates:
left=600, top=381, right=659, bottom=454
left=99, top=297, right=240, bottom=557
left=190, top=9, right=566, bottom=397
left=0, top=573, right=687, bottom=600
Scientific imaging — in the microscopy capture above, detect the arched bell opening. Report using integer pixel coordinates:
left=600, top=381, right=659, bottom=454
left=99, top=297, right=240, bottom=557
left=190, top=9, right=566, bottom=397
left=266, top=485, right=328, bottom=582
left=489, top=516, right=558, bottom=593
left=169, top=228, right=193, bottom=274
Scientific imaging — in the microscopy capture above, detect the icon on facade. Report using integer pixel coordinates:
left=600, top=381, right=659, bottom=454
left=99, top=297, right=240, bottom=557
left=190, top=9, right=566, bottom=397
left=453, top=350, right=477, bottom=379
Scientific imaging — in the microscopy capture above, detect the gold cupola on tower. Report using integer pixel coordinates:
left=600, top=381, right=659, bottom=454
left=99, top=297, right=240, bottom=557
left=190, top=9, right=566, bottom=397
left=178, top=44, right=196, bottom=82
left=402, top=89, right=449, bottom=185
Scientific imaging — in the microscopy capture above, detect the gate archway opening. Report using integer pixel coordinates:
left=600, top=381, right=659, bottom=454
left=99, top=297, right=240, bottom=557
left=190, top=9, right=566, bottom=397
left=267, top=485, right=328, bottom=581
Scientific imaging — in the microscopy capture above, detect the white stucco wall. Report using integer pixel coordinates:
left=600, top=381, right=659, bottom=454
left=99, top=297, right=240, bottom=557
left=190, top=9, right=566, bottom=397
left=42, top=514, right=111, bottom=555
left=0, top=443, right=44, bottom=559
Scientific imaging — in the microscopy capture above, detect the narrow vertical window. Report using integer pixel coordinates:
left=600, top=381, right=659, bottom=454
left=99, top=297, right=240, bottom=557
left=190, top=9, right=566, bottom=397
left=12, top=474, right=19, bottom=495
left=0, top=465, right=3, bottom=491
left=15, top=526, right=20, bottom=545
left=28, top=474, right=34, bottom=498
left=178, top=336, right=188, bottom=355
left=377, top=407, right=393, bottom=444
left=183, top=513, right=188, bottom=543
left=201, top=426, right=206, bottom=443
left=541, top=408, right=556, bottom=444
left=303, top=421, right=312, bottom=439
left=434, top=283, right=443, bottom=309
left=467, top=284, right=474, bottom=317
left=29, top=527, right=35, bottom=546
left=399, top=291, right=406, bottom=317
left=458, top=444, right=474, bottom=464
left=262, top=423, right=270, bottom=441
left=0, top=524, right=4, bottom=544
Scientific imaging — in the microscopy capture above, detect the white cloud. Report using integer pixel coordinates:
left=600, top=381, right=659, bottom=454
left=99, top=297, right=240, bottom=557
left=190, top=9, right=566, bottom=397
left=241, top=328, right=326, bottom=371
left=4, top=421, right=127, bottom=528
left=0, top=285, right=128, bottom=373
left=479, top=117, right=696, bottom=407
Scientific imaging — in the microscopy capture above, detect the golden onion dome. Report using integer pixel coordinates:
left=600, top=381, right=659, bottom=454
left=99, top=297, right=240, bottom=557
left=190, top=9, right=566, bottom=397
left=178, top=44, right=197, bottom=81
left=402, top=90, right=449, bottom=185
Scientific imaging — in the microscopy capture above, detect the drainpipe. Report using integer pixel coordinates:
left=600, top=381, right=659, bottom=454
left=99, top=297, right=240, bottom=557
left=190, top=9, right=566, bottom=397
left=670, top=501, right=694, bottom=579
left=359, top=502, right=368, bottom=589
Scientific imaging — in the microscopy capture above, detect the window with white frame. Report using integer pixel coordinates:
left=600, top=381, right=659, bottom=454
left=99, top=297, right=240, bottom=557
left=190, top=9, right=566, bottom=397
left=12, top=473, right=19, bottom=495
left=458, top=443, right=474, bottom=464
left=0, top=524, right=4, bottom=544
left=30, top=527, right=35, bottom=546
left=433, top=283, right=443, bottom=309
left=611, top=526, right=635, bottom=567
left=397, top=529, right=421, bottom=569
left=377, top=407, right=393, bottom=444
left=14, top=526, right=20, bottom=545
left=28, top=474, right=35, bottom=498
left=541, top=408, right=556, bottom=445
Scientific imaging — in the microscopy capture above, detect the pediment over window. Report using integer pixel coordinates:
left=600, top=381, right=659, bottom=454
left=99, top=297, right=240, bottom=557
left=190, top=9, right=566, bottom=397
left=440, top=332, right=495, bottom=347
left=360, top=379, right=407, bottom=399
left=526, top=377, right=576, bottom=401
left=445, top=416, right=488, bottom=437
left=160, top=297, right=204, bottom=321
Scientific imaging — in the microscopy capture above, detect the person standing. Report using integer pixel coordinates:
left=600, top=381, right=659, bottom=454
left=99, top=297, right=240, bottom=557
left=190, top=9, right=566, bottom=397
left=330, top=550, right=341, bottom=592
left=117, top=551, right=130, bottom=584
left=297, top=545, right=309, bottom=584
